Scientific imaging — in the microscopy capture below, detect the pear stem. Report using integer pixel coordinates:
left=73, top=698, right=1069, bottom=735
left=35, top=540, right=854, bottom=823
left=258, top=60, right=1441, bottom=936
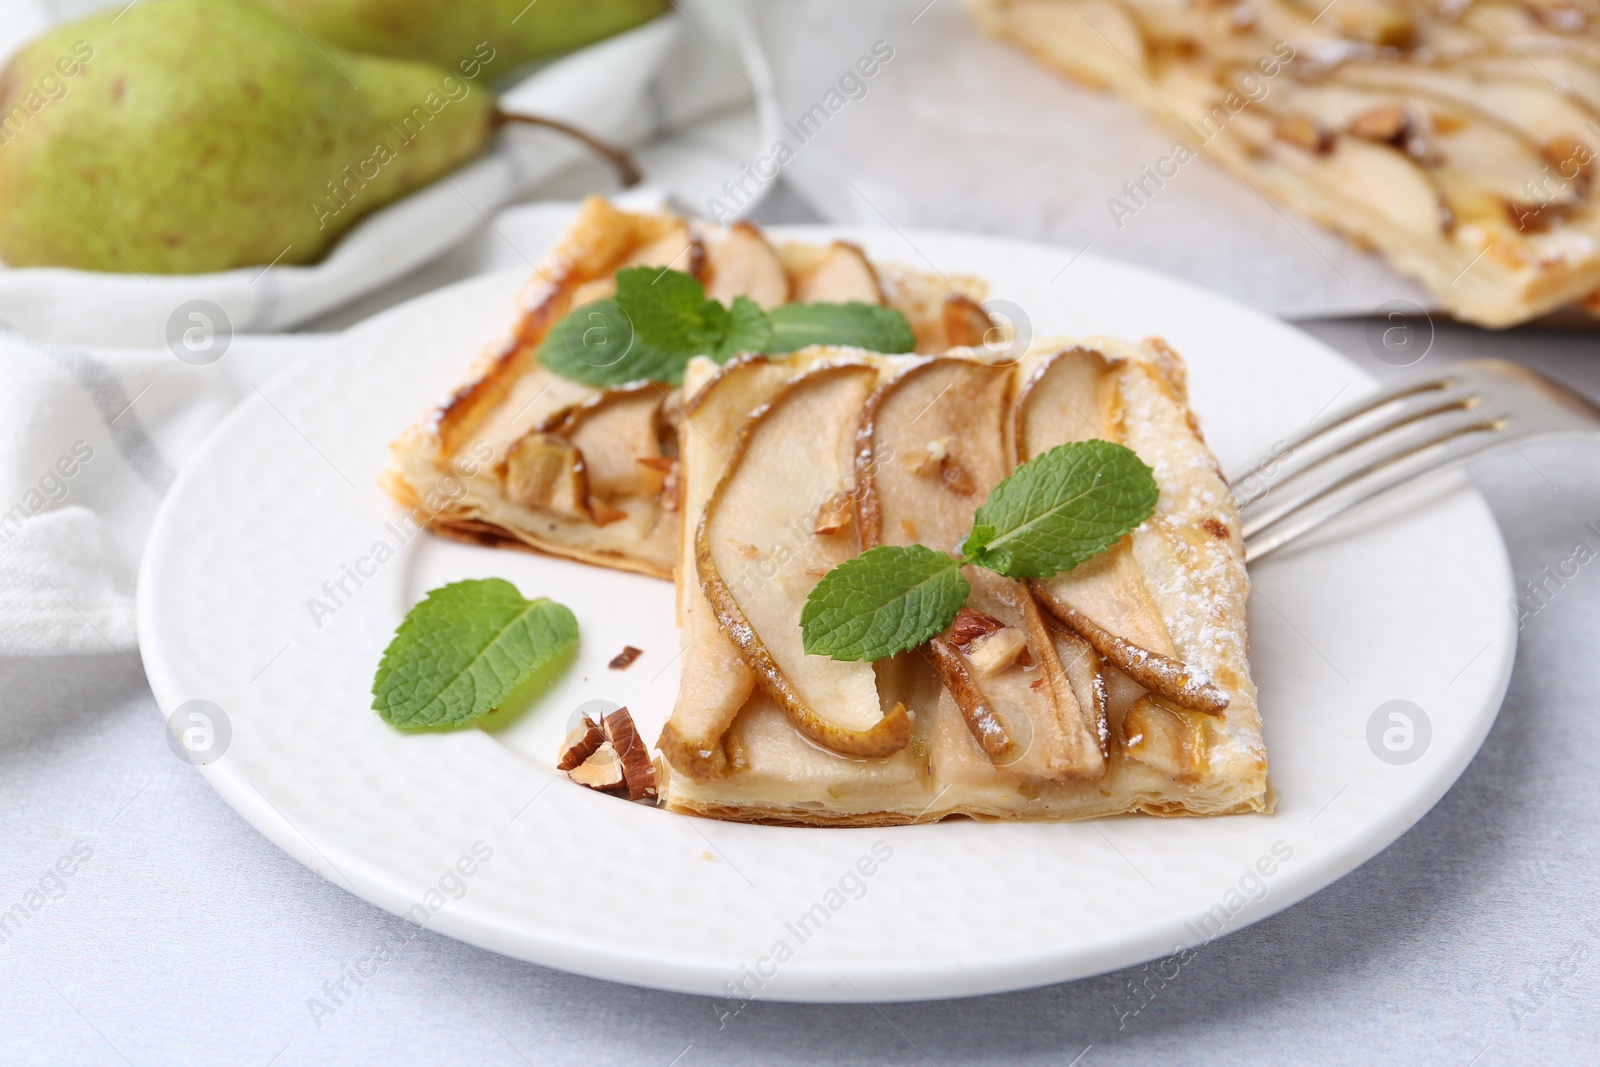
left=491, top=108, right=642, bottom=188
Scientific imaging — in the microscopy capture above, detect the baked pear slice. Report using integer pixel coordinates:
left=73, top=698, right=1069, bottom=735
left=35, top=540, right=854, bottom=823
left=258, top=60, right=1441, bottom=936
left=1015, top=338, right=1266, bottom=799
left=697, top=361, right=911, bottom=759
left=1016, top=346, right=1229, bottom=717
left=856, top=356, right=1107, bottom=781
left=657, top=350, right=848, bottom=778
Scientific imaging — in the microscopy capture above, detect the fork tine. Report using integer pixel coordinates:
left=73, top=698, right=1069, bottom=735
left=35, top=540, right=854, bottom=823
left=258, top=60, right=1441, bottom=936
left=1236, top=359, right=1600, bottom=563
left=1233, top=387, right=1470, bottom=508
left=1227, top=376, right=1453, bottom=490
left=1243, top=430, right=1503, bottom=563
left=1239, top=406, right=1498, bottom=538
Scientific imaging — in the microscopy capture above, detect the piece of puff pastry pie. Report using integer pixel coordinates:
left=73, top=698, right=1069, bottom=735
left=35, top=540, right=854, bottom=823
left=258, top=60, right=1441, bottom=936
left=657, top=338, right=1269, bottom=825
left=384, top=195, right=994, bottom=578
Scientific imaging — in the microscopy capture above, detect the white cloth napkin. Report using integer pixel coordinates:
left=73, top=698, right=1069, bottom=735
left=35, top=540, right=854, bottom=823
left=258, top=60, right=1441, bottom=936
left=0, top=325, right=330, bottom=655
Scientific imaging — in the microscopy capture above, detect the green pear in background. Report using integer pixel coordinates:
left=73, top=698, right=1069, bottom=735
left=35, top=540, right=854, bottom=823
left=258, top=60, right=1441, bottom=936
left=261, top=0, right=665, bottom=71
left=0, top=0, right=496, bottom=273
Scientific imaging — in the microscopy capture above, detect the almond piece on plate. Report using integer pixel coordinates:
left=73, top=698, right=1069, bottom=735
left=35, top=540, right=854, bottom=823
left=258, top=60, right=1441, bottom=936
left=608, top=645, right=643, bottom=670
left=557, top=717, right=606, bottom=771
left=568, top=742, right=626, bottom=791
left=602, top=707, right=658, bottom=802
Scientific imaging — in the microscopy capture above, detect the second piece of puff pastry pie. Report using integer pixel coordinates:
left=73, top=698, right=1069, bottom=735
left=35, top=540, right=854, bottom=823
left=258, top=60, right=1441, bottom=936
left=657, top=338, right=1269, bottom=825
left=384, top=196, right=993, bottom=578
left=970, top=0, right=1600, bottom=328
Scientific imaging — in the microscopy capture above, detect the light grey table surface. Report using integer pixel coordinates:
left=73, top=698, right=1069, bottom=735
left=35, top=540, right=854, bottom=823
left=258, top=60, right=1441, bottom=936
left=4, top=185, right=1598, bottom=1066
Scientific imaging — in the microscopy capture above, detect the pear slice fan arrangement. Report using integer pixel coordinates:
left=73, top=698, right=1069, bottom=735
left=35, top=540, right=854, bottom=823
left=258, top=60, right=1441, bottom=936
left=386, top=198, right=1269, bottom=826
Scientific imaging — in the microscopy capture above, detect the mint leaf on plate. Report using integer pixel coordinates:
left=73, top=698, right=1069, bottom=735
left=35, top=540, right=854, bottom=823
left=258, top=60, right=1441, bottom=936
left=373, top=578, right=578, bottom=729
left=765, top=302, right=916, bottom=355
left=800, top=545, right=969, bottom=661
left=961, top=440, right=1158, bottom=578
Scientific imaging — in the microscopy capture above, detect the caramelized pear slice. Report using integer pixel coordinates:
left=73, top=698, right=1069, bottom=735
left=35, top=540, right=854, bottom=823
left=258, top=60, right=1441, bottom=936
left=857, top=357, right=1105, bottom=779
left=539, top=383, right=668, bottom=499
left=698, top=362, right=910, bottom=759
left=704, top=221, right=790, bottom=311
left=569, top=218, right=704, bottom=305
left=790, top=241, right=885, bottom=304
left=1043, top=605, right=1229, bottom=716
left=1016, top=346, right=1228, bottom=716
left=1051, top=626, right=1108, bottom=760
left=502, top=432, right=593, bottom=522
left=942, top=293, right=996, bottom=349
left=1121, top=695, right=1207, bottom=783
left=658, top=356, right=809, bottom=778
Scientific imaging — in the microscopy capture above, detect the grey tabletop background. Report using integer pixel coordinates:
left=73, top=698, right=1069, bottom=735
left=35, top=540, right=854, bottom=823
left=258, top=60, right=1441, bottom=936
left=4, top=183, right=1598, bottom=1066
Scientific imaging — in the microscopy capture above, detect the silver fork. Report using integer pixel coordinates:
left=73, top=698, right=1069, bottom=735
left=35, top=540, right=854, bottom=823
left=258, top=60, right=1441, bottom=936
left=1230, top=359, right=1600, bottom=564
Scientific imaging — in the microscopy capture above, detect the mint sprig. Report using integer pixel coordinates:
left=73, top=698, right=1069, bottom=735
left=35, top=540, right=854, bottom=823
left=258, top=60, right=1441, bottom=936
left=800, top=545, right=970, bottom=661
left=373, top=579, right=578, bottom=729
left=962, top=441, right=1158, bottom=578
left=765, top=302, right=915, bottom=355
left=539, top=267, right=915, bottom=386
left=800, top=441, right=1157, bottom=662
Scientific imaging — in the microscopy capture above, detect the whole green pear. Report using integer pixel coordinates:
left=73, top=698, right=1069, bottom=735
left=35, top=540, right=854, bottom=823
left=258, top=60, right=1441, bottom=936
left=261, top=0, right=666, bottom=71
left=0, top=0, right=495, bottom=273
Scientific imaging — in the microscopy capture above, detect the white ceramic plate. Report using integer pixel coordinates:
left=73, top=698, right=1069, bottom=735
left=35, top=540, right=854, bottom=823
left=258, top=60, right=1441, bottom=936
left=138, top=213, right=1516, bottom=1002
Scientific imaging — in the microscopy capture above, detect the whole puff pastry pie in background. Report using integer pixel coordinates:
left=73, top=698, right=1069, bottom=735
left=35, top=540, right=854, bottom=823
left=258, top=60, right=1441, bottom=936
left=969, top=0, right=1600, bottom=328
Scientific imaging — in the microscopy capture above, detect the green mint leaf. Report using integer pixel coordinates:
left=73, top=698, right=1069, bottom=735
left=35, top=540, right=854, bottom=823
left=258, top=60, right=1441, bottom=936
left=961, top=440, right=1158, bottom=579
left=373, top=578, right=578, bottom=729
left=538, top=298, right=684, bottom=386
left=718, top=294, right=774, bottom=360
left=800, top=545, right=969, bottom=661
left=614, top=266, right=728, bottom=357
left=764, top=302, right=915, bottom=355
